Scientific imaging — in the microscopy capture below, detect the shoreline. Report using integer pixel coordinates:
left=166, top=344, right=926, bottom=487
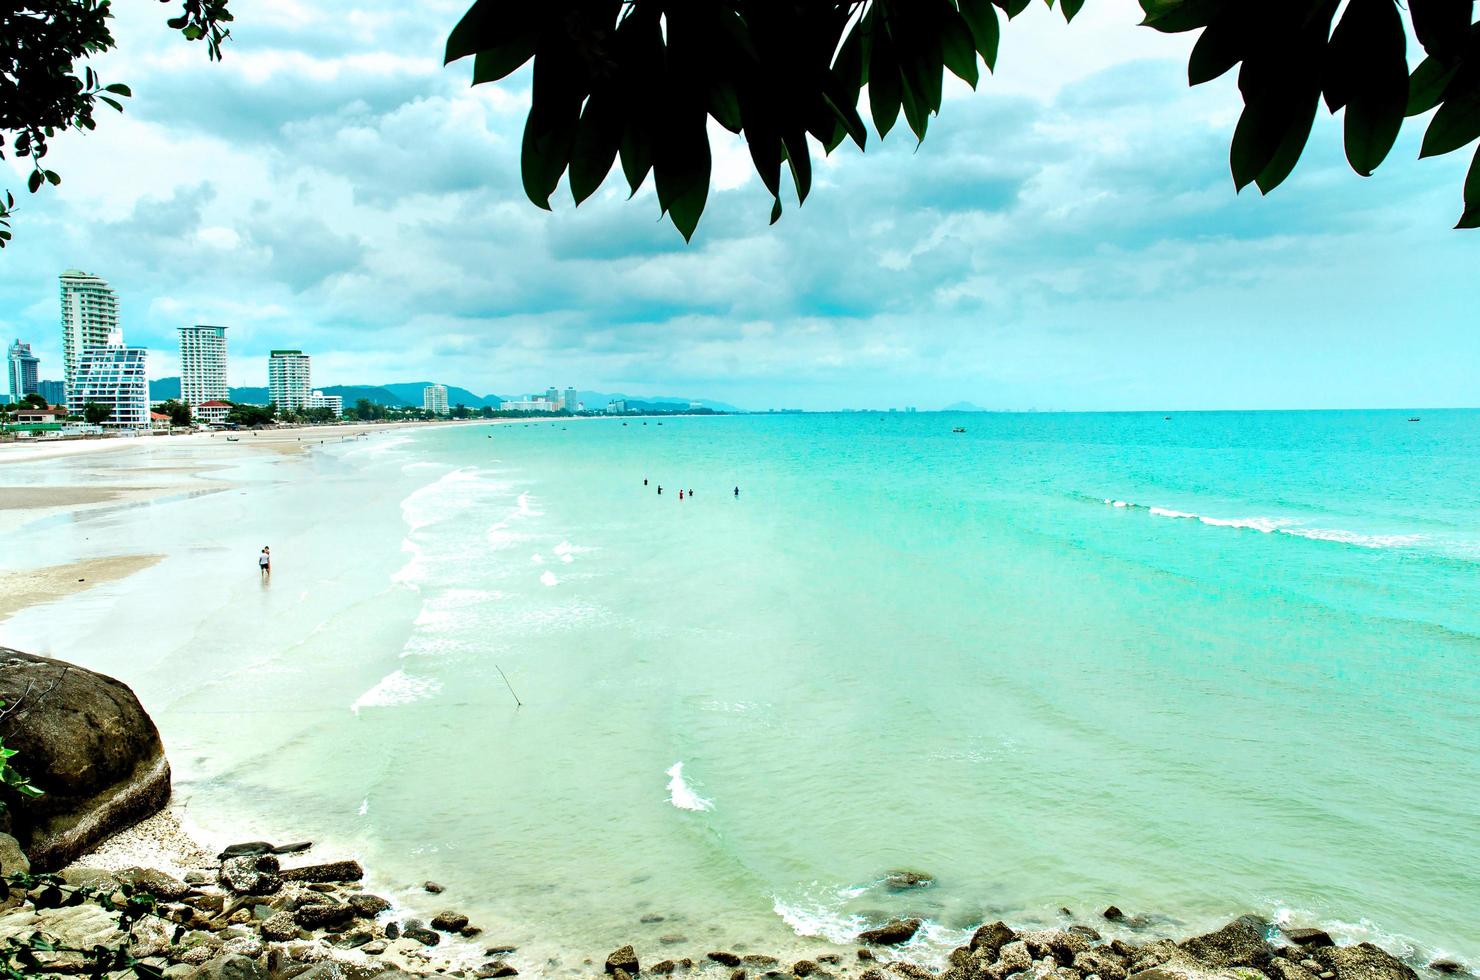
left=43, top=806, right=1465, bottom=980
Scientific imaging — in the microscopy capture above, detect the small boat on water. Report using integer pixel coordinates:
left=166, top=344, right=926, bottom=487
left=952, top=427, right=966, bottom=433
left=1408, top=417, right=1421, bottom=422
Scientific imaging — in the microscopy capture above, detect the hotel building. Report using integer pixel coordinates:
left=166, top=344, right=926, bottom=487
left=59, top=269, right=120, bottom=404
left=71, top=332, right=149, bottom=429
left=179, top=325, right=229, bottom=406
left=423, top=384, right=450, bottom=416
left=267, top=350, right=312, bottom=411
left=7, top=339, right=39, bottom=403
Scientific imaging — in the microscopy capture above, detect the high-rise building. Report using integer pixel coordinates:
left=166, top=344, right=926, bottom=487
left=545, top=386, right=560, bottom=407
left=267, top=350, right=311, bottom=411
left=563, top=387, right=578, bottom=412
left=71, top=332, right=149, bottom=428
left=37, top=380, right=67, bottom=406
left=179, top=325, right=228, bottom=407
left=305, top=391, right=343, bottom=417
left=59, top=269, right=120, bottom=404
left=423, top=384, right=449, bottom=416
left=7, top=339, right=40, bottom=403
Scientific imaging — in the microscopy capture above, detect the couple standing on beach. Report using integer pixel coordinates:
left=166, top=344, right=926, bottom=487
left=258, top=546, right=271, bottom=577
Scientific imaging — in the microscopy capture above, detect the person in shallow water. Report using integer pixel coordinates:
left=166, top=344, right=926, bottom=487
left=657, top=485, right=662, bottom=495
left=258, top=546, right=270, bottom=577
left=679, top=490, right=684, bottom=500
left=734, top=486, right=740, bottom=497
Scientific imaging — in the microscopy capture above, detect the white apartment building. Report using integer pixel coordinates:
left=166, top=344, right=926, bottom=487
left=60, top=269, right=120, bottom=404
left=305, top=391, right=343, bottom=417
left=423, top=384, right=450, bottom=416
left=179, top=325, right=228, bottom=406
left=267, top=350, right=311, bottom=411
left=501, top=397, right=556, bottom=412
left=71, top=333, right=149, bottom=429
left=564, top=387, right=579, bottom=412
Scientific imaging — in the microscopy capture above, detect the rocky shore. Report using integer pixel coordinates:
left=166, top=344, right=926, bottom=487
left=0, top=650, right=1468, bottom=980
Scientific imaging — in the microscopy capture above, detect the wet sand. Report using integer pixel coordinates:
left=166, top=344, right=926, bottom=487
left=0, top=554, right=165, bottom=622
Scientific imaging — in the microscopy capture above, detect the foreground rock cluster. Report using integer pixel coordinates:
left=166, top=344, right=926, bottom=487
left=0, top=838, right=516, bottom=980
left=599, top=912, right=1447, bottom=980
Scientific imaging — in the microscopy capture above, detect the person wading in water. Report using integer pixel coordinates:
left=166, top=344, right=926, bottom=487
left=259, top=546, right=271, bottom=577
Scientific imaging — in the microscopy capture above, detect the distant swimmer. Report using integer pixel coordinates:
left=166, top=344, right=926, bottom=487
left=734, top=486, right=740, bottom=497
left=688, top=489, right=694, bottom=498
left=258, top=546, right=271, bottom=577
left=644, top=478, right=648, bottom=486
left=679, top=490, right=684, bottom=501
left=657, top=486, right=663, bottom=495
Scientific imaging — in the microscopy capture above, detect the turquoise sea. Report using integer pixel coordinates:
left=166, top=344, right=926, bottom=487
left=3, top=410, right=1477, bottom=972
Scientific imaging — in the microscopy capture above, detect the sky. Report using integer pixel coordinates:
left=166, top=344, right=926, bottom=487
left=1, top=0, right=1477, bottom=411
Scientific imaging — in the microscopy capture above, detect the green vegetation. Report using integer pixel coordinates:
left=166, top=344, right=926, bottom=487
left=0, top=1, right=233, bottom=248
left=447, top=0, right=1480, bottom=236
left=157, top=399, right=191, bottom=427
left=224, top=402, right=275, bottom=427
left=81, top=402, right=111, bottom=425
left=0, top=871, right=166, bottom=980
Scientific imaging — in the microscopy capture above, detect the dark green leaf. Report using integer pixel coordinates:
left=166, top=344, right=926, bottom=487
left=1407, top=55, right=1460, bottom=115
left=568, top=93, right=622, bottom=204
left=958, top=0, right=1001, bottom=70
left=868, top=16, right=903, bottom=137
left=1140, top=0, right=1225, bottom=33
left=781, top=129, right=812, bottom=203
left=939, top=11, right=980, bottom=87
left=1254, top=93, right=1318, bottom=192
left=1421, top=69, right=1480, bottom=156
left=471, top=36, right=536, bottom=85
left=770, top=196, right=783, bottom=224
left=1410, top=0, right=1473, bottom=62
left=653, top=111, right=711, bottom=241
left=102, top=82, right=130, bottom=96
left=1327, top=0, right=1408, bottom=174
left=1061, top=0, right=1086, bottom=21
left=992, top=0, right=1031, bottom=17
left=98, top=95, right=123, bottom=112
left=27, top=170, right=42, bottom=193
left=1188, top=15, right=1245, bottom=85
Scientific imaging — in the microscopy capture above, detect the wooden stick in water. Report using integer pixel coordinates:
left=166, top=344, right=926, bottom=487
left=495, top=664, right=522, bottom=708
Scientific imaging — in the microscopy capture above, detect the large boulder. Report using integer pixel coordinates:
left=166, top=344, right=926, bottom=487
left=1178, top=918, right=1273, bottom=970
left=0, top=649, right=170, bottom=870
left=1309, top=944, right=1419, bottom=980
left=859, top=919, right=923, bottom=946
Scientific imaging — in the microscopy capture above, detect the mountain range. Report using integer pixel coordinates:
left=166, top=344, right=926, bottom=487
left=147, top=378, right=740, bottom=412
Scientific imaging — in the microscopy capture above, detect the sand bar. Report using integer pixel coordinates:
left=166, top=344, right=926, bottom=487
left=0, top=554, right=164, bottom=622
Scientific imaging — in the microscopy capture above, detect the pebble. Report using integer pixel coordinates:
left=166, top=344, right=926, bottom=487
left=424, top=881, right=445, bottom=894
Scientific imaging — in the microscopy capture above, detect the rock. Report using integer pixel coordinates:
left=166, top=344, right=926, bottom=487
left=652, top=963, right=677, bottom=976
left=1284, top=931, right=1335, bottom=950
left=744, top=956, right=780, bottom=967
left=294, top=903, right=353, bottom=928
left=973, top=923, right=1019, bottom=959
left=607, top=945, right=640, bottom=975
left=1178, top=918, right=1273, bottom=969
left=344, top=900, right=390, bottom=923
left=218, top=841, right=312, bottom=860
left=659, top=935, right=687, bottom=945
left=478, top=964, right=518, bottom=979
left=423, top=881, right=445, bottom=894
left=615, top=970, right=635, bottom=980
left=431, top=910, right=470, bottom=932
left=794, top=962, right=818, bottom=977
left=885, top=871, right=936, bottom=891
left=362, top=941, right=387, bottom=955
left=0, top=832, right=30, bottom=885
left=181, top=946, right=218, bottom=965
left=1428, top=963, right=1464, bottom=976
left=1020, top=930, right=1091, bottom=966
left=859, top=950, right=877, bottom=962
left=1104, top=909, right=1126, bottom=923
left=0, top=903, right=127, bottom=970
left=1074, top=950, right=1128, bottom=980
left=220, top=937, right=265, bottom=959
left=641, top=914, right=666, bottom=924
left=281, top=861, right=365, bottom=884
left=191, top=893, right=226, bottom=915
left=1266, top=957, right=1323, bottom=980
left=860, top=919, right=923, bottom=946
left=710, top=952, right=744, bottom=967
left=117, top=866, right=190, bottom=900
left=486, top=946, right=518, bottom=956
left=998, top=942, right=1034, bottom=976
left=335, top=930, right=375, bottom=949
left=1309, top=945, right=1418, bottom=980
left=732, top=971, right=747, bottom=980
left=58, top=865, right=118, bottom=891
left=462, top=924, right=484, bottom=938
left=862, top=971, right=888, bottom=980
left=0, top=650, right=172, bottom=870
left=818, top=956, right=840, bottom=966
left=1070, top=927, right=1103, bottom=943
left=888, top=962, right=936, bottom=980
left=261, top=912, right=300, bottom=942
left=220, top=855, right=283, bottom=896
left=383, top=922, right=400, bottom=940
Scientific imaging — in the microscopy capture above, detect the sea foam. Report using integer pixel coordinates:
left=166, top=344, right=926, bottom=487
left=351, top=669, right=442, bottom=713
left=665, top=762, right=714, bottom=811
